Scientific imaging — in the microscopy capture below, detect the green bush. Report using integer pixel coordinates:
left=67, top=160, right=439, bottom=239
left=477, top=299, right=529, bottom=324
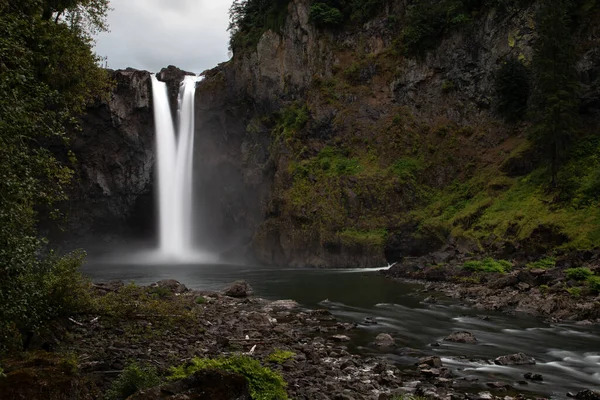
left=587, top=276, right=600, bottom=293
left=462, top=258, right=512, bottom=273
left=565, top=267, right=594, bottom=281
left=310, top=2, right=344, bottom=28
left=267, top=349, right=295, bottom=364
left=526, top=256, right=556, bottom=269
left=105, top=362, right=161, bottom=400
left=195, top=296, right=206, bottom=304
left=229, top=0, right=290, bottom=50
left=170, top=356, right=288, bottom=400
left=567, top=287, right=581, bottom=297
left=402, top=0, right=480, bottom=54
left=495, top=58, right=531, bottom=122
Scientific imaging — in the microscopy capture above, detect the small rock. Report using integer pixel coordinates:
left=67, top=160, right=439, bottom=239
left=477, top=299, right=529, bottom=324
left=486, top=381, right=510, bottom=389
left=269, top=299, right=299, bottom=310
left=516, top=282, right=531, bottom=291
left=363, top=317, right=378, bottom=325
left=423, top=296, right=438, bottom=304
left=374, top=333, right=395, bottom=347
left=418, top=356, right=443, bottom=368
left=494, top=353, right=535, bottom=365
left=444, top=331, right=477, bottom=344
left=476, top=392, right=493, bottom=400
left=523, top=372, right=543, bottom=381
left=330, top=335, right=351, bottom=342
left=222, top=281, right=253, bottom=298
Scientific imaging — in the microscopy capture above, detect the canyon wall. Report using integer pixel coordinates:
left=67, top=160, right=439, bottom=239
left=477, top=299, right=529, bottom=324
left=62, top=0, right=600, bottom=265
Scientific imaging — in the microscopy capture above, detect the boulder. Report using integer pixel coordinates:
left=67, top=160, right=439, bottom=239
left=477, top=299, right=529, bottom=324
left=444, top=331, right=477, bottom=344
left=154, top=279, right=187, bottom=294
left=222, top=281, right=253, bottom=298
left=128, top=369, right=251, bottom=399
left=374, top=333, right=395, bottom=347
left=494, top=352, right=535, bottom=365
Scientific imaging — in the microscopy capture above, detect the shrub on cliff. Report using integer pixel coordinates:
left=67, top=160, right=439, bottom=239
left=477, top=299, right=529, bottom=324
left=170, top=356, right=288, bottom=400
left=105, top=362, right=161, bottom=400
left=565, top=267, right=593, bottom=281
left=310, top=2, right=344, bottom=28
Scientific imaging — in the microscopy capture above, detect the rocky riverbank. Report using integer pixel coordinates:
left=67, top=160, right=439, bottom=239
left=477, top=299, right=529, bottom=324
left=1, top=279, right=599, bottom=400
left=383, top=248, right=600, bottom=324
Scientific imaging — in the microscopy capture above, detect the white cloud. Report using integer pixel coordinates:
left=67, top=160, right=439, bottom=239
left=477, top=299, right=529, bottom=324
left=94, top=0, right=233, bottom=74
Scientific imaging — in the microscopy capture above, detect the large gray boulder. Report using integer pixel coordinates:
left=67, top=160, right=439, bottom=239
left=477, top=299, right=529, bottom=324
left=222, top=280, right=254, bottom=298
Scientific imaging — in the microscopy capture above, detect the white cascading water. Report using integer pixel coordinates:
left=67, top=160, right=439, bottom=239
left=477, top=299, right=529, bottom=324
left=151, top=74, right=200, bottom=259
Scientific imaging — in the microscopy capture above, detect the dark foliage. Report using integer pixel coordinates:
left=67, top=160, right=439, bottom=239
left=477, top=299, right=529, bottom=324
left=495, top=58, right=531, bottom=122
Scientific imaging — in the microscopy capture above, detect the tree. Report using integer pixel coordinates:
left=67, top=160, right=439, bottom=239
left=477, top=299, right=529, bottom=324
left=0, top=0, right=111, bottom=352
left=531, top=0, right=579, bottom=187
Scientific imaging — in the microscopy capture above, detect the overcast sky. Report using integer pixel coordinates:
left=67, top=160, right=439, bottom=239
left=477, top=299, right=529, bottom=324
left=94, top=0, right=233, bottom=74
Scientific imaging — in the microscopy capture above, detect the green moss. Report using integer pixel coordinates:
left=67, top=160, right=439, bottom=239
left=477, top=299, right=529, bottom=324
left=338, top=228, right=388, bottom=249
left=567, top=287, right=581, bottom=297
left=195, top=296, right=206, bottom=304
left=462, top=258, right=512, bottom=274
left=527, top=257, right=556, bottom=269
left=169, top=356, right=288, bottom=400
left=565, top=267, right=594, bottom=281
left=267, top=349, right=295, bottom=364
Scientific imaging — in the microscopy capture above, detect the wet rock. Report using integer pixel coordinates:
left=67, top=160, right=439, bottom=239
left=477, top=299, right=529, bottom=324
left=222, top=281, right=253, bottom=298
left=269, top=299, right=299, bottom=310
left=418, top=356, right=443, bottom=368
left=129, top=369, right=251, bottom=399
left=486, top=381, right=510, bottom=390
left=330, top=334, right=351, bottom=342
left=310, top=309, right=336, bottom=321
left=153, top=279, right=188, bottom=294
left=363, top=317, right=378, bottom=325
left=494, top=353, right=535, bottom=365
left=567, top=389, right=600, bottom=400
left=523, top=372, right=543, bottom=381
left=476, top=392, right=493, bottom=400
left=374, top=333, right=395, bottom=347
left=444, top=331, right=477, bottom=344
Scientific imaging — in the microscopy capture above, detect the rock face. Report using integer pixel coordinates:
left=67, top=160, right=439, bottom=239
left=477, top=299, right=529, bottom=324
left=48, top=68, right=156, bottom=248
left=60, top=0, right=600, bottom=267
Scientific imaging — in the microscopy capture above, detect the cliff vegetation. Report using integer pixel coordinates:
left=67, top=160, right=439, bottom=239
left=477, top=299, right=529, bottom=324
left=226, top=0, right=600, bottom=267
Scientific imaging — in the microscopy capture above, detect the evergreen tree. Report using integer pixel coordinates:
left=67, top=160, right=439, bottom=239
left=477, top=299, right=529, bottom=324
left=531, top=0, right=579, bottom=187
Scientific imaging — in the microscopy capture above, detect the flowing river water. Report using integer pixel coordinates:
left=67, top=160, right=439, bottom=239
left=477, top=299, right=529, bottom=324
left=82, top=259, right=600, bottom=398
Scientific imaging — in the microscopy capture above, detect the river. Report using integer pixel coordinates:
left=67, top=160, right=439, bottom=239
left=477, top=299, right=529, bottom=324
left=82, top=258, right=600, bottom=398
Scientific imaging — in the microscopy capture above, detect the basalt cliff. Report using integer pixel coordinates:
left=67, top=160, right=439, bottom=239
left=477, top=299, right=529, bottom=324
left=60, top=0, right=600, bottom=266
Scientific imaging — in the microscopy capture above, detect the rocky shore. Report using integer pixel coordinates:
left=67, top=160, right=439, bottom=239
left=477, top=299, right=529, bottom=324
left=1, top=279, right=599, bottom=400
left=382, top=248, right=600, bottom=324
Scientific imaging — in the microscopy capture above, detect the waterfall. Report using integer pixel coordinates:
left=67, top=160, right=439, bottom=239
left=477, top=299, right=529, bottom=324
left=151, top=74, right=199, bottom=258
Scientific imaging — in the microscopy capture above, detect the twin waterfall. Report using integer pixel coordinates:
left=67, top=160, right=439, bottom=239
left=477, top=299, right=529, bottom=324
left=151, top=75, right=199, bottom=259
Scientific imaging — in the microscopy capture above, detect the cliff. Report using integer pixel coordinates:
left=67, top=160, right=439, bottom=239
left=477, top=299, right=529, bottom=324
left=62, top=0, right=600, bottom=266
